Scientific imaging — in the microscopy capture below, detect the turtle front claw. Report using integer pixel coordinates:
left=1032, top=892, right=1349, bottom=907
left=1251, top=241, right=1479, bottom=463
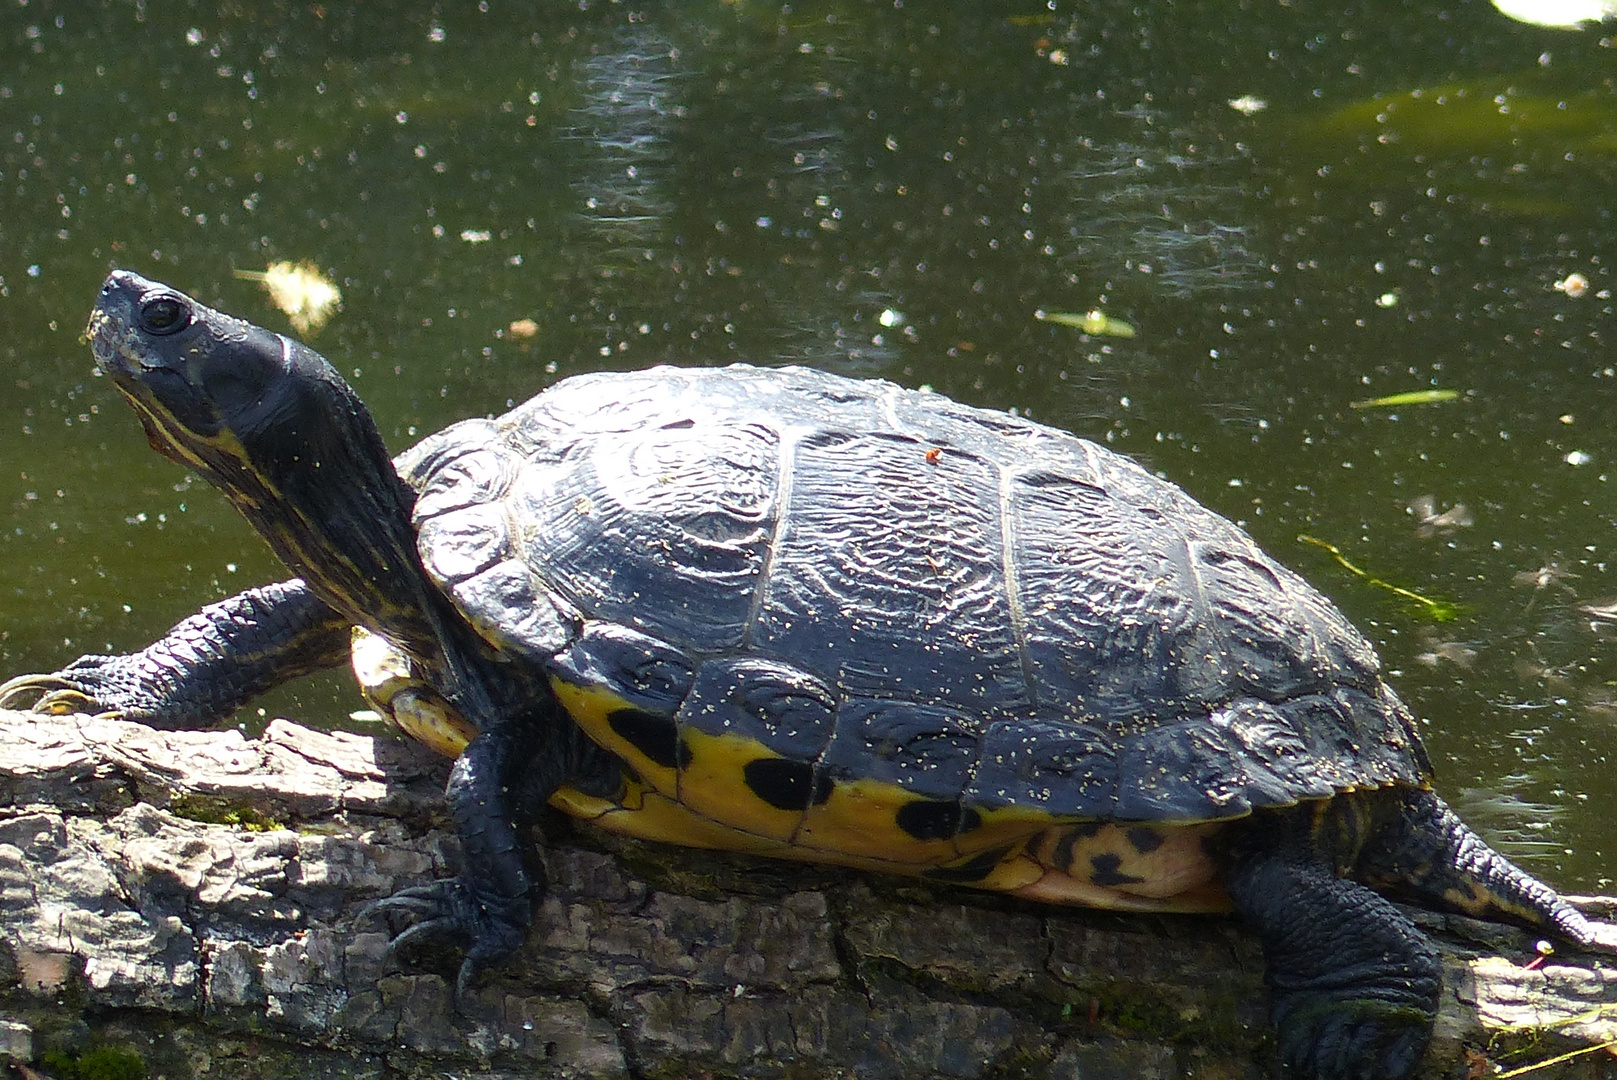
left=0, top=654, right=170, bottom=720
left=359, top=879, right=530, bottom=1001
left=0, top=670, right=118, bottom=715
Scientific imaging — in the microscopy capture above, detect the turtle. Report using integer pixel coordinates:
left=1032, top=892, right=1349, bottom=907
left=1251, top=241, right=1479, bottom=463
left=4, top=269, right=1609, bottom=1080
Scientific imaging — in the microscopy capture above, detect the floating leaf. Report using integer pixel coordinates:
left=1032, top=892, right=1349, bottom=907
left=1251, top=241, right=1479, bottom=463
left=1350, top=389, right=1460, bottom=409
left=1034, top=309, right=1136, bottom=338
left=1298, top=535, right=1460, bottom=621
left=234, top=261, right=342, bottom=335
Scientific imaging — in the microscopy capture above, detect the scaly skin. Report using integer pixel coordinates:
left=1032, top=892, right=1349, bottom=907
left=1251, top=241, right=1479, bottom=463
left=0, top=579, right=348, bottom=724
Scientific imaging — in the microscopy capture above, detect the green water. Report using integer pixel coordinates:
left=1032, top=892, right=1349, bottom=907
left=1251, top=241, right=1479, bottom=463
left=2, top=1, right=1614, bottom=891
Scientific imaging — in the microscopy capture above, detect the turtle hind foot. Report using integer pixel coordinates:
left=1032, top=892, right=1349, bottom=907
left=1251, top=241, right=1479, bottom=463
left=1270, top=985, right=1435, bottom=1080
left=1222, top=834, right=1442, bottom=1080
left=358, top=880, right=528, bottom=1003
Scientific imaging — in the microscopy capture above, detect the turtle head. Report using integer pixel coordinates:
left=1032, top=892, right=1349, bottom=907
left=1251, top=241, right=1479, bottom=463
left=88, top=270, right=441, bottom=656
left=89, top=270, right=360, bottom=488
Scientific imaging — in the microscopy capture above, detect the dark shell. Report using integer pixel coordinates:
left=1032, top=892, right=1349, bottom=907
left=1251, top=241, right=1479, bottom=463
left=397, top=364, right=1427, bottom=825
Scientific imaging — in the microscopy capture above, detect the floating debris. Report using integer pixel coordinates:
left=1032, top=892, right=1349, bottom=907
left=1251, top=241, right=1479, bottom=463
left=1414, top=634, right=1478, bottom=669
left=1350, top=389, right=1461, bottom=409
left=1555, top=272, right=1590, bottom=298
left=507, top=318, right=539, bottom=340
left=1578, top=598, right=1617, bottom=623
left=1409, top=495, right=1474, bottom=537
left=233, top=261, right=341, bottom=335
left=1491, top=0, right=1617, bottom=28
left=1513, top=560, right=1577, bottom=591
left=1035, top=309, right=1136, bottom=338
left=1227, top=95, right=1268, bottom=116
left=1565, top=449, right=1594, bottom=466
left=1298, top=535, right=1460, bottom=620
left=878, top=308, right=905, bottom=328
left=460, top=229, right=493, bottom=243
left=1374, top=291, right=1400, bottom=308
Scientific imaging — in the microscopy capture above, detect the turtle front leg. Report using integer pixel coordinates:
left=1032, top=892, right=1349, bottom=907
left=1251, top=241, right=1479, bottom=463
left=366, top=709, right=594, bottom=996
left=0, top=578, right=350, bottom=726
left=1219, top=809, right=1442, bottom=1080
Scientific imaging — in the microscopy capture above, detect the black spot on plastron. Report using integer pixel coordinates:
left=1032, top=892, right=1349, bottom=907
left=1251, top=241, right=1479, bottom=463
left=1127, top=826, right=1164, bottom=854
left=1051, top=826, right=1081, bottom=873
left=925, top=845, right=1014, bottom=884
left=1089, top=853, right=1145, bottom=887
left=742, top=757, right=822, bottom=812
left=607, top=708, right=682, bottom=770
left=895, top=800, right=982, bottom=841
left=1050, top=821, right=1106, bottom=873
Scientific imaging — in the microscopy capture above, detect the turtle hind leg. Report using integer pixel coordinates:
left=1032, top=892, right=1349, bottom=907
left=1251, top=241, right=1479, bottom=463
left=1358, top=788, right=1605, bottom=950
left=1219, top=809, right=1442, bottom=1080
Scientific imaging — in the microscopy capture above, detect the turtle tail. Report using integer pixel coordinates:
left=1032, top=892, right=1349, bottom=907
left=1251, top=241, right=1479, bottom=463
left=1357, top=788, right=1606, bottom=950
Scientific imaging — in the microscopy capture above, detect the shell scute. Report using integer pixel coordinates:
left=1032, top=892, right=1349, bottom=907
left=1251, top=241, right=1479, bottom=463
left=678, top=657, right=837, bottom=761
left=417, top=502, right=509, bottom=586
left=408, top=436, right=517, bottom=520
left=549, top=622, right=697, bottom=717
left=819, top=698, right=982, bottom=802
left=753, top=429, right=1024, bottom=710
left=512, top=418, right=778, bottom=649
left=964, top=719, right=1118, bottom=817
left=670, top=657, right=839, bottom=840
left=451, top=559, right=573, bottom=658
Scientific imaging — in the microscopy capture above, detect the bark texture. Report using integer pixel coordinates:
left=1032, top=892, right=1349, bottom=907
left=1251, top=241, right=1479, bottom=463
left=0, top=709, right=1613, bottom=1080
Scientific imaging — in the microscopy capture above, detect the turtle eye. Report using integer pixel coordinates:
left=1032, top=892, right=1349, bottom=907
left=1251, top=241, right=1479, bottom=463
left=138, top=296, right=189, bottom=335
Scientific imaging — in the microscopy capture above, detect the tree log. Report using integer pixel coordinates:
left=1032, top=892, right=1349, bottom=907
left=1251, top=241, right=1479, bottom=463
left=0, top=710, right=1613, bottom=1080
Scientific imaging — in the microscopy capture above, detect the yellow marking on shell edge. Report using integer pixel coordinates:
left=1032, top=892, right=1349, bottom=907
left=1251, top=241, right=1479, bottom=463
left=350, top=627, right=476, bottom=758
left=793, top=778, right=961, bottom=865
left=536, top=750, right=1228, bottom=918
left=390, top=692, right=477, bottom=758
left=963, top=852, right=1046, bottom=892
left=550, top=780, right=790, bottom=855
left=956, top=803, right=1085, bottom=853
left=562, top=790, right=1228, bottom=913
left=548, top=782, right=643, bottom=820
left=540, top=673, right=1237, bottom=914
left=676, top=728, right=804, bottom=842
left=549, top=676, right=679, bottom=797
